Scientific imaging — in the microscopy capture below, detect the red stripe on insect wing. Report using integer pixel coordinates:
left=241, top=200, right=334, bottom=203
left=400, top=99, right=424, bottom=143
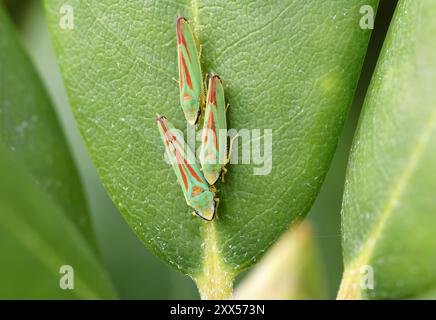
left=161, top=123, right=186, bottom=155
left=206, top=79, right=212, bottom=104
left=171, top=133, right=200, bottom=168
left=203, top=112, right=211, bottom=144
left=159, top=118, right=203, bottom=185
left=158, top=117, right=172, bottom=136
left=158, top=119, right=172, bottom=147
left=181, top=22, right=192, bottom=62
left=176, top=144, right=204, bottom=183
left=185, top=161, right=204, bottom=184
left=176, top=147, right=204, bottom=184
left=170, top=135, right=203, bottom=184
left=163, top=135, right=176, bottom=166
left=171, top=134, right=188, bottom=156
left=165, top=137, right=175, bottom=156
left=176, top=18, right=183, bottom=45
left=209, top=77, right=217, bottom=105
left=178, top=51, right=183, bottom=91
left=159, top=120, right=181, bottom=163
left=161, top=130, right=181, bottom=178
left=176, top=18, right=193, bottom=62
left=181, top=32, right=192, bottom=63
left=176, top=18, right=188, bottom=49
left=180, top=53, right=193, bottom=90
left=177, top=145, right=203, bottom=183
left=174, top=149, right=191, bottom=193
left=207, top=108, right=219, bottom=150
left=204, top=77, right=215, bottom=146
left=177, top=161, right=189, bottom=191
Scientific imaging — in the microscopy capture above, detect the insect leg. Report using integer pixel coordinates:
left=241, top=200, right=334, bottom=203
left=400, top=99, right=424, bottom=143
left=220, top=134, right=239, bottom=182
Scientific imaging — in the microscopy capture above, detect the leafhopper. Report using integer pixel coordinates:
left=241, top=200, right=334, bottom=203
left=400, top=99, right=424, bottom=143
left=199, top=75, right=229, bottom=185
left=176, top=17, right=203, bottom=126
left=156, top=114, right=215, bottom=220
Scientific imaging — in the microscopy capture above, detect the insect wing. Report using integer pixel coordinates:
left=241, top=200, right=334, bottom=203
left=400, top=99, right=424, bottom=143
left=199, top=75, right=227, bottom=184
left=156, top=115, right=215, bottom=220
left=176, top=17, right=203, bottom=125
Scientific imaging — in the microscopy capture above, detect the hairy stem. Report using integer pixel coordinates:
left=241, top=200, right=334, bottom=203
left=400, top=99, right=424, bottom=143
left=337, top=266, right=364, bottom=300
left=194, top=222, right=234, bottom=300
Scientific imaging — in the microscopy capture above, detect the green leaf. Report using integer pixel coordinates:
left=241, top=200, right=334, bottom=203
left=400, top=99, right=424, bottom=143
left=44, top=0, right=376, bottom=297
left=0, top=6, right=95, bottom=246
left=338, top=0, right=436, bottom=299
left=0, top=143, right=117, bottom=299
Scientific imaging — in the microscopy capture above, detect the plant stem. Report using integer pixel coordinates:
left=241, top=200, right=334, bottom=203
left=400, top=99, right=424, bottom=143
left=337, top=266, right=363, bottom=299
left=194, top=222, right=234, bottom=300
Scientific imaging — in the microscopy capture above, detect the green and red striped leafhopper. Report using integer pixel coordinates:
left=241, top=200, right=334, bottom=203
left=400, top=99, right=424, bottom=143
left=156, top=114, right=215, bottom=221
left=176, top=17, right=203, bottom=126
left=199, top=75, right=228, bottom=185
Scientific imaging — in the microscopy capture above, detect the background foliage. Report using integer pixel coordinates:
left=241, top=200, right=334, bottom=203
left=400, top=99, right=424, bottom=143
left=339, top=0, right=436, bottom=299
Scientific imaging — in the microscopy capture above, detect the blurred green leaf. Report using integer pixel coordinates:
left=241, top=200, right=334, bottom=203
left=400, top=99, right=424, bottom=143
left=339, top=0, right=436, bottom=299
left=44, top=0, right=376, bottom=297
left=0, top=143, right=116, bottom=299
left=0, top=5, right=95, bottom=247
left=233, top=221, right=327, bottom=300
